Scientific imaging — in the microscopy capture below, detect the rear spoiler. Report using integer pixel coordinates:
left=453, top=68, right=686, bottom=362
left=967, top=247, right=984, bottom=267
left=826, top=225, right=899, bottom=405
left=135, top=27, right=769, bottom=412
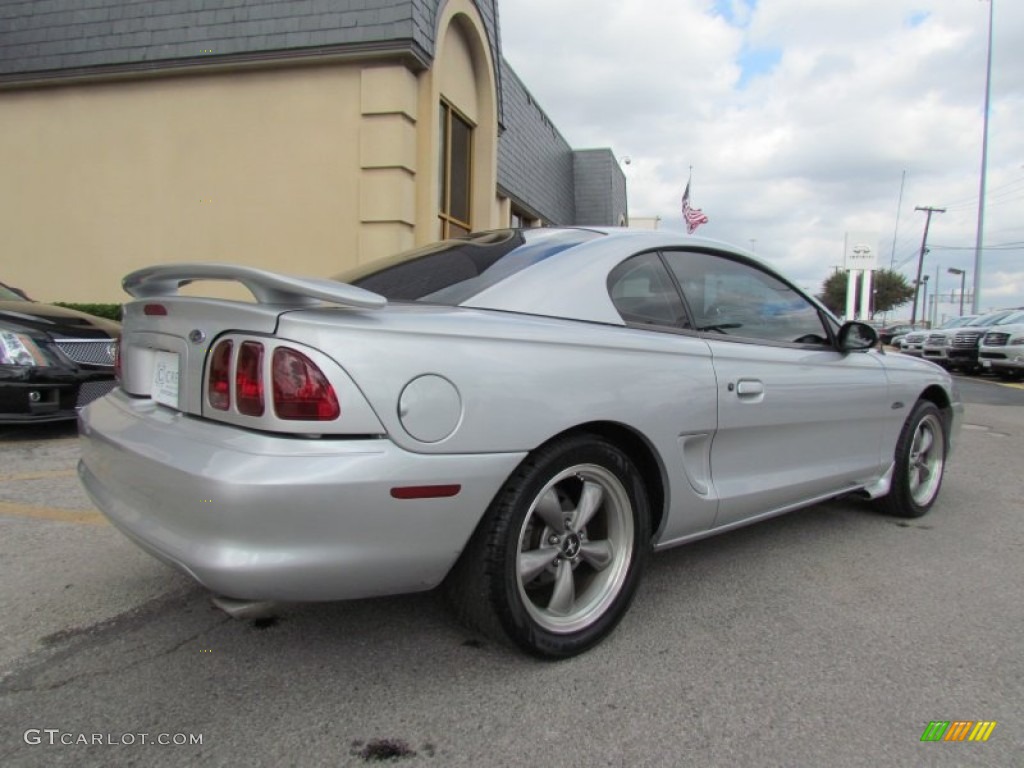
left=122, top=263, right=386, bottom=309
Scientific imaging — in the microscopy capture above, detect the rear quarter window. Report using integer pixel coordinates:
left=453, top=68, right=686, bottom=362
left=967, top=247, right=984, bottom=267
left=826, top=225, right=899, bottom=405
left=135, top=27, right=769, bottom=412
left=334, top=229, right=603, bottom=305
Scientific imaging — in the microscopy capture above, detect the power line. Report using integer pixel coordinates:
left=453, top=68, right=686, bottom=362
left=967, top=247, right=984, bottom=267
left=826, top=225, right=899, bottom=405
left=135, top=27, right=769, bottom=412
left=938, top=177, right=1024, bottom=211
left=930, top=242, right=1024, bottom=251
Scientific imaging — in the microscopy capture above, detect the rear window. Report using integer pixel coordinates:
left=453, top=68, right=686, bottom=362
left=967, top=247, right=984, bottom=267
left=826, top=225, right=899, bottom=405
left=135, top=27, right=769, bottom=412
left=334, top=228, right=602, bottom=304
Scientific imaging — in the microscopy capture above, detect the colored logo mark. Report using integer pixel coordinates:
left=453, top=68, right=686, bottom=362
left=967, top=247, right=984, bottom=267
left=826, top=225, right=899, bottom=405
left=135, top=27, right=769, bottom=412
left=920, top=721, right=997, bottom=742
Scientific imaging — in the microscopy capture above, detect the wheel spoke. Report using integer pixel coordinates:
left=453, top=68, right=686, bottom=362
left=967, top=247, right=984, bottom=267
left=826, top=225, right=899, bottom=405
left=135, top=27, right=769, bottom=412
left=572, top=480, right=604, bottom=531
left=519, top=547, right=558, bottom=583
left=916, top=427, right=933, bottom=456
left=547, top=560, right=576, bottom=616
left=534, top=488, right=566, bottom=531
left=908, top=465, right=922, bottom=494
left=579, top=540, right=614, bottom=570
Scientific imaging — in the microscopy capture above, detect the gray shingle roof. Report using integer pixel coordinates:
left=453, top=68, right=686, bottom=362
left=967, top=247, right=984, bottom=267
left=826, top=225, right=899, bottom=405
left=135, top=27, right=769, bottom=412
left=0, top=1, right=468, bottom=79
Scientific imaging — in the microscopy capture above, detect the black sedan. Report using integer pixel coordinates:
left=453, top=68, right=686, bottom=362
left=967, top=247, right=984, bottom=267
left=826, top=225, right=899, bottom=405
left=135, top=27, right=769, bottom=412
left=1, top=282, right=120, bottom=423
left=878, top=324, right=916, bottom=345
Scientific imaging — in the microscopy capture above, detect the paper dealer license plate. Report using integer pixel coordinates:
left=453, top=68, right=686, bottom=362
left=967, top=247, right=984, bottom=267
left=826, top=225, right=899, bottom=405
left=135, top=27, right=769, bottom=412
left=152, top=351, right=180, bottom=408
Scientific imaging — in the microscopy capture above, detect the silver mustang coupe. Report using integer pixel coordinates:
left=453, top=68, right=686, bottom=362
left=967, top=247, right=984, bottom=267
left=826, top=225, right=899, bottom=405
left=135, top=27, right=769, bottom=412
left=78, top=228, right=961, bottom=658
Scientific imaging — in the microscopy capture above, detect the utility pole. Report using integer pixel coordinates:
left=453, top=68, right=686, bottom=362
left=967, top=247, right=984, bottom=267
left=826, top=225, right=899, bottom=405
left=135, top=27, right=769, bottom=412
left=921, top=275, right=930, bottom=328
left=911, top=206, right=945, bottom=326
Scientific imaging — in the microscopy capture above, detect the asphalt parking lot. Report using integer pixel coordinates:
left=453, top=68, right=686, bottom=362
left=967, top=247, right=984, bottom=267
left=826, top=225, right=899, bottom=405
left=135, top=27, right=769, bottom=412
left=1, top=376, right=1022, bottom=767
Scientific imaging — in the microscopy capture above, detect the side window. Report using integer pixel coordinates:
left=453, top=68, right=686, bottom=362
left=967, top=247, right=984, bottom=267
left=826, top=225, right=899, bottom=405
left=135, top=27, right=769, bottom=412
left=608, top=252, right=690, bottom=329
left=663, top=250, right=829, bottom=345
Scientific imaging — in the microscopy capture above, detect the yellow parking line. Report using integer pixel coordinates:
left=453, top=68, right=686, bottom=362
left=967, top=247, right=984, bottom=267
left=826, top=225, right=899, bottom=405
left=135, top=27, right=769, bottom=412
left=0, top=469, right=78, bottom=483
left=0, top=500, right=107, bottom=526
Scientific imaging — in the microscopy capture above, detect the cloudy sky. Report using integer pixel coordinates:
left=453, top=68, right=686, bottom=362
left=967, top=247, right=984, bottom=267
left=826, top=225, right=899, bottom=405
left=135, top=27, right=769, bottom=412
left=499, top=0, right=1023, bottom=319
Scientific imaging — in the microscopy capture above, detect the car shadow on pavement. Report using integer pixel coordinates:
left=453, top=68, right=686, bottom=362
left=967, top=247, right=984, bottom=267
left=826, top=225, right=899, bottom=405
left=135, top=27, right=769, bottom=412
left=0, top=420, right=79, bottom=442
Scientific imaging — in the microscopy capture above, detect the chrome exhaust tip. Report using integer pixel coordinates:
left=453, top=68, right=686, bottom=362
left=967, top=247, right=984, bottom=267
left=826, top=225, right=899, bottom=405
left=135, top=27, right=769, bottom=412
left=210, top=595, right=280, bottom=620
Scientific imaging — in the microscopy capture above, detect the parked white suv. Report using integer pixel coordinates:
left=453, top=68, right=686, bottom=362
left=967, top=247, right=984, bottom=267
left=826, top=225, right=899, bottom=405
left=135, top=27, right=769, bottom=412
left=902, top=316, right=975, bottom=361
left=924, top=310, right=1024, bottom=373
left=980, top=320, right=1024, bottom=380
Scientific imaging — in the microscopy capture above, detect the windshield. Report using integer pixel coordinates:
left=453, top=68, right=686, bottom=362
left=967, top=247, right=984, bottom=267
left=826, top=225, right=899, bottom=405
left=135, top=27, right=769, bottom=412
left=939, top=316, right=976, bottom=329
left=997, top=310, right=1024, bottom=325
left=334, top=228, right=603, bottom=305
left=970, top=311, right=1016, bottom=327
left=0, top=283, right=28, bottom=301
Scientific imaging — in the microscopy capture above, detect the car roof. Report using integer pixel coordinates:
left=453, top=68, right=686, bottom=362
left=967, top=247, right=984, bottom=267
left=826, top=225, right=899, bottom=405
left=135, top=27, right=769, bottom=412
left=460, top=227, right=811, bottom=324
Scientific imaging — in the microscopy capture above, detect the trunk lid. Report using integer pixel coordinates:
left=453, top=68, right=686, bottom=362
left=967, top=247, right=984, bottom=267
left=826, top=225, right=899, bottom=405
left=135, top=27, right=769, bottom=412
left=117, top=264, right=386, bottom=430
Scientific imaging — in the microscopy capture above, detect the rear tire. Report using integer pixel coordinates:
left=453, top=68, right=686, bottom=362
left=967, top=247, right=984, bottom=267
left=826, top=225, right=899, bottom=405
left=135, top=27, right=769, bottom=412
left=444, top=434, right=650, bottom=658
left=877, top=400, right=947, bottom=519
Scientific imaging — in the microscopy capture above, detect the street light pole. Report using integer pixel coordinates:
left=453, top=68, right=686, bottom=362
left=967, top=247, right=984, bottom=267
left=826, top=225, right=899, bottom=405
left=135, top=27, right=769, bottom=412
left=972, top=0, right=994, bottom=314
left=948, top=268, right=966, bottom=315
left=911, top=206, right=945, bottom=326
left=921, top=275, right=930, bottom=327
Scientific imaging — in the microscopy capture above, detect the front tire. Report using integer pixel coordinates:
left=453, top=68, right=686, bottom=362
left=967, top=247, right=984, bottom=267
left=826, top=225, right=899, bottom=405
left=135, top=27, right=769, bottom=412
left=445, top=434, right=650, bottom=658
left=877, top=400, right=947, bottom=518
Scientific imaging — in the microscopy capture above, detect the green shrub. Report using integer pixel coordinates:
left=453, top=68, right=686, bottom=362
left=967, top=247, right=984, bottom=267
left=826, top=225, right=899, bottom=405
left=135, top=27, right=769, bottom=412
left=52, top=302, right=123, bottom=322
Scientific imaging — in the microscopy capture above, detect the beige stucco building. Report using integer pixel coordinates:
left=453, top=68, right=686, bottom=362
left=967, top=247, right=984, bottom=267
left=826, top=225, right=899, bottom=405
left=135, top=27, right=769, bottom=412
left=0, top=1, right=627, bottom=303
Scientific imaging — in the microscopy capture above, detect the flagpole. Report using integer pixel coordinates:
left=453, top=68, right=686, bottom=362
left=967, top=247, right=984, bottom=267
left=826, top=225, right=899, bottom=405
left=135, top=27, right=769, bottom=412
left=971, top=0, right=994, bottom=314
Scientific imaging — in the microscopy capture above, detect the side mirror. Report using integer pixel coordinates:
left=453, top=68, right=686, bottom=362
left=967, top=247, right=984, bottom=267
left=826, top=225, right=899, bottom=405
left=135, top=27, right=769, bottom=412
left=838, top=321, right=878, bottom=352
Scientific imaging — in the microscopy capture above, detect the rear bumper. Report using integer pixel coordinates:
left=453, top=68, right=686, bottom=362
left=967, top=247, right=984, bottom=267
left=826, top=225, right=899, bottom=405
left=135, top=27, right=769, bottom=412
left=78, top=391, right=525, bottom=601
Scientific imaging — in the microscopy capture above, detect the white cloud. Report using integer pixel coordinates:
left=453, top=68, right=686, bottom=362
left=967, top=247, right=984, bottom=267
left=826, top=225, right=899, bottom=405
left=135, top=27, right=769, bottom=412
left=500, top=0, right=1024, bottom=314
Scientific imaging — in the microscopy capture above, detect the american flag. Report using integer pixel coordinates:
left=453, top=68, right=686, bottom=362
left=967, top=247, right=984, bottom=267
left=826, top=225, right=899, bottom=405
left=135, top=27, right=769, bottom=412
left=682, top=181, right=709, bottom=234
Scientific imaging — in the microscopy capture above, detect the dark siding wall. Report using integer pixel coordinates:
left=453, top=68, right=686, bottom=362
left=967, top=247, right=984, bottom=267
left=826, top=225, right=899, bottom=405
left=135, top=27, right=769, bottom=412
left=573, top=149, right=627, bottom=227
left=496, top=60, right=574, bottom=225
left=611, top=156, right=628, bottom=225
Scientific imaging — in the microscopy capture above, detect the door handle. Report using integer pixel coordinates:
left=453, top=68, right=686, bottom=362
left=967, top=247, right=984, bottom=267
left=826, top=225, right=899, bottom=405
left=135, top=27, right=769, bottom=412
left=735, top=379, right=764, bottom=397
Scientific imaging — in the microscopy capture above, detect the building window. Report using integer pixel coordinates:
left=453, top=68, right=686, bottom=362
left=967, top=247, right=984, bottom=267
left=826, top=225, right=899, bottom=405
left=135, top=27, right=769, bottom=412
left=510, top=206, right=539, bottom=229
left=439, top=100, right=473, bottom=238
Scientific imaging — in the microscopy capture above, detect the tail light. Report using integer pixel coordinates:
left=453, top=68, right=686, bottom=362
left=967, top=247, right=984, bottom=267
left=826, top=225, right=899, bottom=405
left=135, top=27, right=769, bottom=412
left=272, top=347, right=340, bottom=421
left=208, top=340, right=232, bottom=410
left=205, top=339, right=339, bottom=422
left=235, top=341, right=264, bottom=416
